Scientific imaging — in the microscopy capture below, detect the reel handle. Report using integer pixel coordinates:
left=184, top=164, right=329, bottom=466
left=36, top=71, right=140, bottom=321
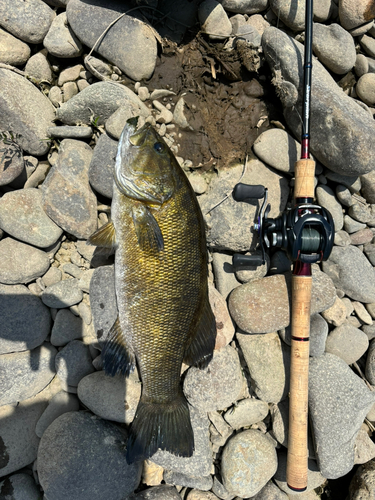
left=233, top=253, right=264, bottom=268
left=233, top=184, right=266, bottom=201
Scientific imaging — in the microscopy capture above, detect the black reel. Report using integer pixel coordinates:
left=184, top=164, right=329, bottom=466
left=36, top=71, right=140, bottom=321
left=232, top=183, right=335, bottom=268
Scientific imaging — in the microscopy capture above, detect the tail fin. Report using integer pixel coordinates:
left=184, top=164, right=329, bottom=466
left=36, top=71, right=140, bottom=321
left=126, top=392, right=194, bottom=464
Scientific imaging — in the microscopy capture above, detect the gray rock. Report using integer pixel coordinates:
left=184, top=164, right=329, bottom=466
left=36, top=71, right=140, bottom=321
left=43, top=12, right=82, bottom=58
left=325, top=321, right=369, bottom=364
left=224, top=398, right=269, bottom=429
left=354, top=427, right=375, bottom=465
left=350, top=228, right=374, bottom=246
left=0, top=27, right=30, bottom=66
left=221, top=0, right=268, bottom=14
left=0, top=283, right=51, bottom=354
left=38, top=411, right=142, bottom=500
left=208, top=283, right=236, bottom=350
left=48, top=126, right=93, bottom=140
left=186, top=491, right=221, bottom=500
left=199, top=160, right=289, bottom=252
left=339, top=0, right=374, bottom=30
left=344, top=215, right=367, bottom=234
left=251, top=480, right=288, bottom=499
left=273, top=451, right=326, bottom=494
left=361, top=169, right=375, bottom=204
left=67, top=0, right=157, bottom=81
left=365, top=340, right=375, bottom=385
left=316, top=185, right=343, bottom=230
left=355, top=53, right=370, bottom=78
left=322, top=245, right=375, bottom=303
left=0, top=0, right=55, bottom=44
left=55, top=340, right=95, bottom=390
left=269, top=0, right=305, bottom=30
left=357, top=73, right=375, bottom=106
left=321, top=295, right=347, bottom=327
left=0, top=69, right=55, bottom=156
left=105, top=102, right=151, bottom=140
left=229, top=275, right=289, bottom=333
left=360, top=34, right=375, bottom=58
left=25, top=50, right=52, bottom=84
left=348, top=202, right=373, bottom=224
left=336, top=185, right=353, bottom=207
left=0, top=238, right=50, bottom=284
left=364, top=243, right=375, bottom=266
left=183, top=346, right=243, bottom=412
left=36, top=391, right=80, bottom=438
left=0, top=473, right=41, bottom=500
left=56, top=81, right=145, bottom=127
left=0, top=136, right=24, bottom=186
left=325, top=170, right=361, bottom=192
left=0, top=343, right=57, bottom=405
left=90, top=265, right=117, bottom=343
left=334, top=229, right=351, bottom=246
left=212, top=252, right=241, bottom=300
left=129, top=485, right=181, bottom=500
left=278, top=312, right=328, bottom=356
left=42, top=266, right=62, bottom=287
left=237, top=332, right=289, bottom=403
left=221, top=430, right=277, bottom=497
left=163, top=470, right=212, bottom=491
left=0, top=188, right=63, bottom=248
left=199, top=0, right=232, bottom=40
left=50, top=308, right=83, bottom=346
left=262, top=27, right=375, bottom=175
left=77, top=370, right=141, bottom=424
left=89, top=133, right=117, bottom=199
left=252, top=128, right=303, bottom=173
left=312, top=23, right=356, bottom=74
left=42, top=279, right=83, bottom=308
left=42, top=139, right=97, bottom=239
left=309, top=353, right=375, bottom=479
left=152, top=408, right=212, bottom=477
left=58, top=64, right=83, bottom=86
left=348, top=458, right=375, bottom=499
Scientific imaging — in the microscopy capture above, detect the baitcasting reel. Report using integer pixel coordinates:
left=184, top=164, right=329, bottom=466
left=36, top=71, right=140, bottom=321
left=232, top=183, right=335, bottom=268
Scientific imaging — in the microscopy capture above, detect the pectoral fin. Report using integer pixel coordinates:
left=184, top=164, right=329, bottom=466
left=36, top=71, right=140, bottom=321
left=132, top=205, right=164, bottom=252
left=101, top=317, right=135, bottom=377
left=87, top=221, right=116, bottom=249
left=184, top=297, right=217, bottom=369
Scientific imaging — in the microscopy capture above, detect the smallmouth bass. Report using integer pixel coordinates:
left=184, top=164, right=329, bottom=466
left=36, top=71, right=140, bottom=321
left=89, top=118, right=216, bottom=463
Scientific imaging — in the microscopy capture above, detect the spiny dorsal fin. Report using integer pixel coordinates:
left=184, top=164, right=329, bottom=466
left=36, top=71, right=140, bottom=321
left=87, top=221, right=116, bottom=249
left=184, top=296, right=216, bottom=369
left=132, top=205, right=164, bottom=252
left=101, top=317, right=135, bottom=377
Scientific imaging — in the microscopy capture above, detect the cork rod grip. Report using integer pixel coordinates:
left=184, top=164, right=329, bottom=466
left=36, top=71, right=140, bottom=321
left=286, top=274, right=312, bottom=491
left=294, top=159, right=315, bottom=200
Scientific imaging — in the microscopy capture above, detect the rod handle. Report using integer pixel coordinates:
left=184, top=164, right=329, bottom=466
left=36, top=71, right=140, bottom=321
left=287, top=274, right=312, bottom=492
left=294, top=159, right=315, bottom=200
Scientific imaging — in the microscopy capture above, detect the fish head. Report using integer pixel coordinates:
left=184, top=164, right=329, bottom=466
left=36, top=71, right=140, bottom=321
left=114, top=118, right=179, bottom=206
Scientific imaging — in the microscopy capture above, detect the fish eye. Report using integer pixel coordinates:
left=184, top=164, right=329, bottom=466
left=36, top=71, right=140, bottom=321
left=153, top=142, right=164, bottom=153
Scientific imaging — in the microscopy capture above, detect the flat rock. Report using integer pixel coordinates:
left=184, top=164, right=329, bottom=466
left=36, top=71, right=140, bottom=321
left=252, top=128, right=303, bottom=173
left=37, top=411, right=142, bottom=500
left=0, top=27, right=30, bottom=66
left=0, top=69, right=55, bottom=156
left=42, top=278, right=83, bottom=308
left=221, top=430, right=277, bottom=497
left=237, top=332, right=289, bottom=403
left=77, top=370, right=141, bottom=424
left=55, top=340, right=95, bottom=390
left=269, top=0, right=305, bottom=30
left=339, top=0, right=375, bottom=30
left=208, top=283, right=235, bottom=350
left=89, top=265, right=117, bottom=344
left=50, top=308, right=83, bottom=346
left=0, top=188, right=63, bottom=248
left=42, top=139, right=97, bottom=239
left=48, top=125, right=93, bottom=140
left=0, top=238, right=50, bottom=284
left=151, top=408, right=212, bottom=477
left=316, top=184, right=343, bottom=231
left=309, top=353, right=375, bottom=479
left=35, top=391, right=80, bottom=438
left=43, top=11, right=82, bottom=58
left=0, top=343, right=57, bottom=405
left=199, top=160, right=289, bottom=252
left=313, top=23, right=356, bottom=74
left=262, top=27, right=375, bottom=175
left=163, top=470, right=212, bottom=491
left=322, top=245, right=375, bottom=303
left=89, top=133, right=117, bottom=199
left=0, top=283, right=51, bottom=354
left=66, top=0, right=157, bottom=81
left=0, top=473, right=41, bottom=500
left=198, top=0, right=232, bottom=40
left=25, top=50, right=52, bottom=84
left=361, top=169, right=375, bottom=203
left=56, top=81, right=147, bottom=127
left=325, top=321, right=369, bottom=364
left=183, top=345, right=243, bottom=412
left=224, top=398, right=269, bottom=429
left=0, top=0, right=55, bottom=44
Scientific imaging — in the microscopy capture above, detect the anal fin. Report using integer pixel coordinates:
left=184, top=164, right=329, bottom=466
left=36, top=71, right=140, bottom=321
left=101, top=317, right=135, bottom=377
left=184, top=296, right=217, bottom=369
left=87, top=220, right=116, bottom=249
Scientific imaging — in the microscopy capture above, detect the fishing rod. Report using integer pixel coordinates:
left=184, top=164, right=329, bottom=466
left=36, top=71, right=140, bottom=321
left=232, top=0, right=334, bottom=492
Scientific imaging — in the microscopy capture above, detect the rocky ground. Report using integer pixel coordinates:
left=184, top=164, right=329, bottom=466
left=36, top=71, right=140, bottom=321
left=1, top=0, right=375, bottom=499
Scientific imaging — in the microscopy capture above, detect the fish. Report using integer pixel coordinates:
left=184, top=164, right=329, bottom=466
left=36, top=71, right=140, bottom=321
left=88, top=117, right=216, bottom=464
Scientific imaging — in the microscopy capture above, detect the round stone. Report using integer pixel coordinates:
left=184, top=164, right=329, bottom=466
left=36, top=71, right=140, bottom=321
left=0, top=238, right=50, bottom=284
